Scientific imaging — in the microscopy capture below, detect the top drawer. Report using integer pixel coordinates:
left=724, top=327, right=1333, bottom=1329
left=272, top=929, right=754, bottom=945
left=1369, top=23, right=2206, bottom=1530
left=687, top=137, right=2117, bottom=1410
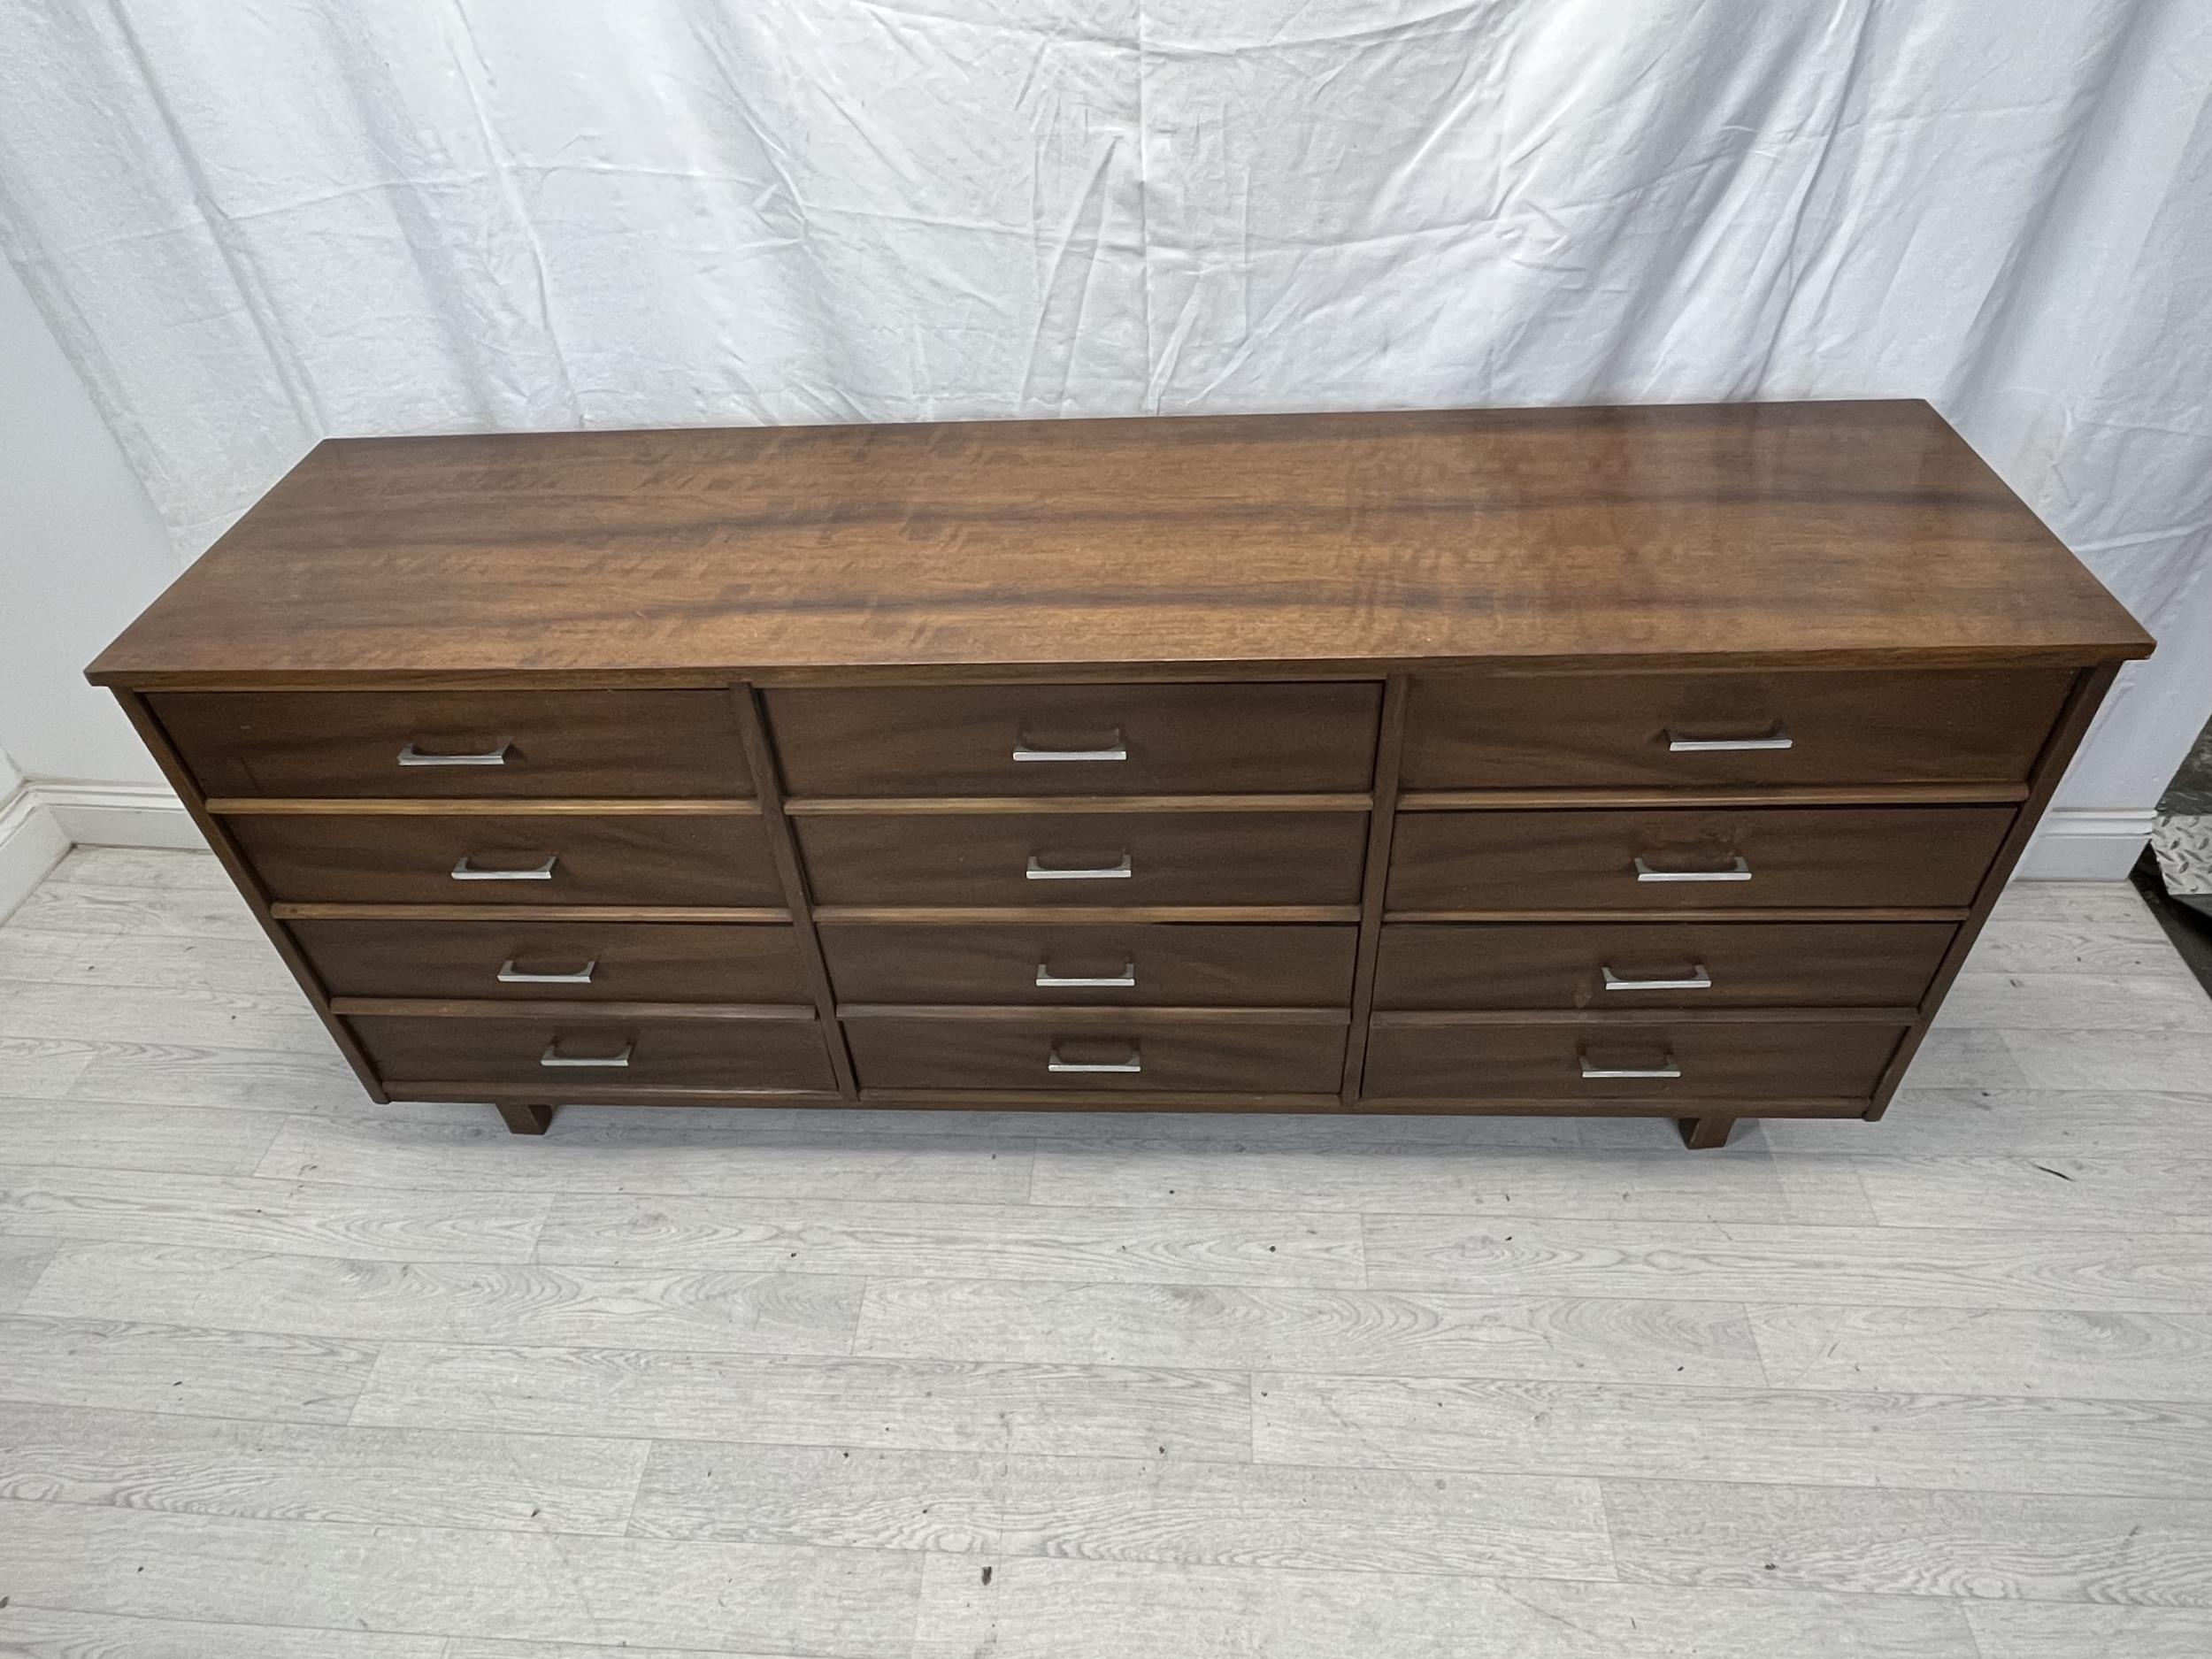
left=149, top=690, right=753, bottom=799
left=764, top=682, right=1381, bottom=796
left=1402, top=668, right=2074, bottom=789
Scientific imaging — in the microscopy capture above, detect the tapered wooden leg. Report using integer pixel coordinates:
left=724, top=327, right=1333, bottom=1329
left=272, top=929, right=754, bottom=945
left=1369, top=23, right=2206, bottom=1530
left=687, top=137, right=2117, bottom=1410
left=496, top=1102, right=553, bottom=1136
left=1678, top=1113, right=1737, bottom=1150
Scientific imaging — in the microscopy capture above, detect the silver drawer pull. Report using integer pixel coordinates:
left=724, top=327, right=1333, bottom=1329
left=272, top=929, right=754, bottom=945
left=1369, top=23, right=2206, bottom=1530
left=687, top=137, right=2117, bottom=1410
left=1633, top=855, right=1751, bottom=883
left=1036, top=961, right=1138, bottom=988
left=1601, top=964, right=1714, bottom=992
left=1026, top=853, right=1133, bottom=881
left=1048, top=1043, right=1142, bottom=1074
left=1666, top=726, right=1792, bottom=752
left=540, top=1041, right=633, bottom=1069
left=452, top=855, right=557, bottom=881
left=399, top=741, right=512, bottom=766
left=1579, top=1054, right=1682, bottom=1080
left=499, top=958, right=597, bottom=985
left=1013, top=730, right=1127, bottom=763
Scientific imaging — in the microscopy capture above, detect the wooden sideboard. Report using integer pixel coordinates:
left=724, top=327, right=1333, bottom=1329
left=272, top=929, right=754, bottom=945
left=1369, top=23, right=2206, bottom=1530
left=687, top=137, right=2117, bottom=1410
left=88, top=402, right=2152, bottom=1146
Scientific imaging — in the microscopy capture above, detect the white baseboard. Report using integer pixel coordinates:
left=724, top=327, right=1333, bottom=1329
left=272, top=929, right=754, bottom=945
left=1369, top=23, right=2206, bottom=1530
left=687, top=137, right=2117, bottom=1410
left=34, top=779, right=205, bottom=851
left=0, top=782, right=72, bottom=923
left=2015, top=806, right=2157, bottom=881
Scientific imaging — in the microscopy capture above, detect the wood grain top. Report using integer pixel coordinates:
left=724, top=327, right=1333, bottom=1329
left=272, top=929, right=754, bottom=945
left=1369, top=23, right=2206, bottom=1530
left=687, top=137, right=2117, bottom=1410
left=88, top=401, right=2150, bottom=686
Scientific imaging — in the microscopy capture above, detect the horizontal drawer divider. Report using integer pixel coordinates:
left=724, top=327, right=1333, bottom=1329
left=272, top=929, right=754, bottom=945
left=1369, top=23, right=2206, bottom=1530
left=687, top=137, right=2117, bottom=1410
left=784, top=793, right=1373, bottom=815
left=848, top=1089, right=1870, bottom=1116
left=856, top=1087, right=1353, bottom=1111
left=1384, top=907, right=1972, bottom=924
left=1395, top=784, right=2029, bottom=810
left=836, top=1002, right=1352, bottom=1025
left=1352, top=1096, right=1875, bottom=1118
left=813, top=905, right=1365, bottom=926
left=207, top=797, right=764, bottom=816
left=162, top=673, right=741, bottom=692
left=384, top=1082, right=846, bottom=1105
left=1367, top=1005, right=1919, bottom=1027
left=270, top=903, right=791, bottom=923
left=756, top=669, right=1392, bottom=687
left=331, top=997, right=819, bottom=1022
left=98, top=657, right=2111, bottom=693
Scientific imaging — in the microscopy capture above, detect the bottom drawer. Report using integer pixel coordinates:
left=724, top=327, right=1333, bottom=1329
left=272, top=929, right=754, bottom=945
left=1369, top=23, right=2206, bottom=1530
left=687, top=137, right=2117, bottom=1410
left=1362, top=1017, right=1906, bottom=1102
left=350, top=1013, right=835, bottom=1092
left=845, top=1012, right=1347, bottom=1094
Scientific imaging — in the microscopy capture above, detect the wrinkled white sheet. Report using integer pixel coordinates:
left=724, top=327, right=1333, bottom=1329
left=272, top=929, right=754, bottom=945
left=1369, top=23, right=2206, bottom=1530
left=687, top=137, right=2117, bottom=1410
left=1, top=1, right=2206, bottom=810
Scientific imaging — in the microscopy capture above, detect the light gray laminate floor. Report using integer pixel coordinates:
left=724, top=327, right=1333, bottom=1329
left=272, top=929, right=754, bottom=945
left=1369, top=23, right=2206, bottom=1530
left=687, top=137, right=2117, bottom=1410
left=1, top=847, right=2209, bottom=1657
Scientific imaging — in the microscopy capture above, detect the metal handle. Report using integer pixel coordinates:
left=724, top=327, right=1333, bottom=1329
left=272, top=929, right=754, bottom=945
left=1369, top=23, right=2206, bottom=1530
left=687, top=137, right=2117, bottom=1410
left=1013, top=730, right=1127, bottom=763
left=1666, top=726, right=1792, bottom=752
left=539, top=1041, right=632, bottom=1069
left=499, top=958, right=596, bottom=985
left=1025, top=853, right=1133, bottom=881
left=1048, top=1043, right=1142, bottom=1074
left=1633, top=855, right=1751, bottom=883
left=452, top=855, right=557, bottom=881
left=1579, top=1054, right=1682, bottom=1080
left=1036, top=961, right=1138, bottom=988
left=399, top=741, right=512, bottom=767
left=1601, top=964, right=1714, bottom=992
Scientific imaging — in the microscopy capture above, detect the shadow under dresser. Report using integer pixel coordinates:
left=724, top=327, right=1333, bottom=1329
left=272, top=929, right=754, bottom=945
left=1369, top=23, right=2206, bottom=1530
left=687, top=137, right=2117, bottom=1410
left=88, top=401, right=2153, bottom=1147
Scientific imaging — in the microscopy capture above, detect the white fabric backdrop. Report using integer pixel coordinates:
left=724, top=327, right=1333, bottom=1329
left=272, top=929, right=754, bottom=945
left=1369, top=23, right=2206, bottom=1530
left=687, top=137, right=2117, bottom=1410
left=2, top=0, right=2207, bottom=818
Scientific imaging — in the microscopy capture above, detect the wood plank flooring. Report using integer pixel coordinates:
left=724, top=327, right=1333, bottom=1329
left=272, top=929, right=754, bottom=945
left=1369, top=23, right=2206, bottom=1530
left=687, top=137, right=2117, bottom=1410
left=0, top=848, right=2208, bottom=1656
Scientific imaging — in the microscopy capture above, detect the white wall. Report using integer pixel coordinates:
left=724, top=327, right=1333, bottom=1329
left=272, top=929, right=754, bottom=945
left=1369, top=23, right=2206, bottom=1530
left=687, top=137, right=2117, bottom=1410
left=0, top=1, right=2203, bottom=885
left=0, top=257, right=180, bottom=787
left=1, top=0, right=2203, bottom=879
left=0, top=735, right=68, bottom=925
left=1, top=211, right=2200, bottom=875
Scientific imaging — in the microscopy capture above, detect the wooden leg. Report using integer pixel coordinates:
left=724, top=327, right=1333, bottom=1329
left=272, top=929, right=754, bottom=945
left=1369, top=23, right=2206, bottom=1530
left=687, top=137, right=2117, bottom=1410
left=495, top=1102, right=553, bottom=1136
left=1678, top=1113, right=1737, bottom=1150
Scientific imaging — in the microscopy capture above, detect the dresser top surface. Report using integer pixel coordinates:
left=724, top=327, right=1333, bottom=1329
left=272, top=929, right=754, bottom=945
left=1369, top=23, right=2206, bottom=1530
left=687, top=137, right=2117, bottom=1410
left=89, top=400, right=2149, bottom=686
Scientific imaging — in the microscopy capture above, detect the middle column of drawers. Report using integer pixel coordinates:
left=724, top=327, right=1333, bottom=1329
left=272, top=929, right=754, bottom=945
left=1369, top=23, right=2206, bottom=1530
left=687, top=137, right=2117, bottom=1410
left=766, top=682, right=1380, bottom=1097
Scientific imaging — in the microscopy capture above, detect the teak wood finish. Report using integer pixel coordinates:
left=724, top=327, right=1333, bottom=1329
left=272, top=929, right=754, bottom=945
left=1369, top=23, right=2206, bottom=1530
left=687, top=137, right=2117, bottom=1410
left=286, top=918, right=813, bottom=1004
left=1385, top=805, right=2017, bottom=913
left=1360, top=1012, right=1914, bottom=1102
left=794, top=809, right=1372, bottom=908
left=226, top=810, right=785, bottom=908
left=88, top=402, right=2152, bottom=1148
left=150, top=687, right=757, bottom=798
left=817, top=921, right=1359, bottom=1008
left=841, top=1009, right=1352, bottom=1094
left=348, top=1010, right=837, bottom=1093
left=1371, top=921, right=1958, bottom=1010
left=1398, top=667, right=2075, bottom=789
left=764, top=682, right=1383, bottom=795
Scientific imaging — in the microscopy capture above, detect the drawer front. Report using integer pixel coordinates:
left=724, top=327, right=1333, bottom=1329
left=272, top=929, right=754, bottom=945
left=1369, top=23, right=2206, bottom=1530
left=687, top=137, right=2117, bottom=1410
left=350, top=1014, right=833, bottom=1091
left=1363, top=1018, right=1907, bottom=1101
left=229, top=812, right=784, bottom=906
left=844, top=1014, right=1347, bottom=1093
left=820, top=922, right=1356, bottom=1007
left=765, top=682, right=1381, bottom=796
left=797, top=811, right=1368, bottom=907
left=1386, top=806, right=2013, bottom=912
left=1374, top=921, right=1955, bottom=1010
left=1402, top=668, right=2073, bottom=788
left=289, top=919, right=810, bottom=1003
left=150, top=690, right=752, bottom=799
